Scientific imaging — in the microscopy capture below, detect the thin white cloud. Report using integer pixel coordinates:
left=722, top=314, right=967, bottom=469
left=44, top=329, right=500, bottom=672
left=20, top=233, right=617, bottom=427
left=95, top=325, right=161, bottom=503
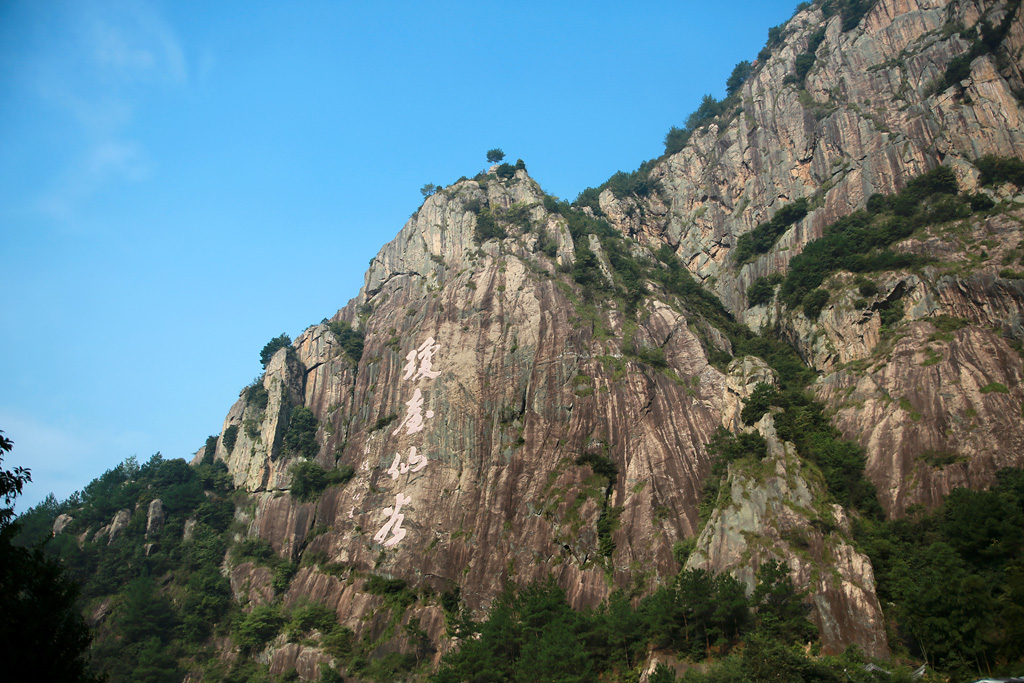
left=36, top=139, right=152, bottom=222
left=87, top=1, right=188, bottom=85
left=87, top=139, right=150, bottom=181
left=93, top=21, right=157, bottom=73
left=27, top=0, right=190, bottom=223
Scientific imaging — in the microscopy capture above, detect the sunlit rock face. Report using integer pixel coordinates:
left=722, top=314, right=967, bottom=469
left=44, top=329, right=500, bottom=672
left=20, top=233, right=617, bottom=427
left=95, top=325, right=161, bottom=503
left=212, top=164, right=891, bottom=660
left=206, top=0, right=1024, bottom=665
left=597, top=0, right=1024, bottom=516
left=218, top=169, right=737, bottom=646
left=611, top=0, right=1024, bottom=316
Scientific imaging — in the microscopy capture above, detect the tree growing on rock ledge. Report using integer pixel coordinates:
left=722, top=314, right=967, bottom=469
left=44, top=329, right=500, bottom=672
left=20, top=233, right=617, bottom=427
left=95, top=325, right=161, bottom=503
left=486, top=148, right=505, bottom=164
left=259, top=333, right=291, bottom=368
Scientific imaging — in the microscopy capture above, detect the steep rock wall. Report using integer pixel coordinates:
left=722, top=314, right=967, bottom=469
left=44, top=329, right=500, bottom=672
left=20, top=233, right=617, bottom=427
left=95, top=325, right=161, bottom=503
left=214, top=165, right=890, bottom=655
left=599, top=0, right=1024, bottom=515
left=203, top=0, right=1024, bottom=666
left=686, top=416, right=888, bottom=657
left=612, top=0, right=1023, bottom=315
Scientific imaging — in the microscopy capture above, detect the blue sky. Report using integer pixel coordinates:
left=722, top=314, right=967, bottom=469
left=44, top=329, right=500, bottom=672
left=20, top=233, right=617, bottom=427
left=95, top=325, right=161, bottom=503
left=1, top=0, right=799, bottom=511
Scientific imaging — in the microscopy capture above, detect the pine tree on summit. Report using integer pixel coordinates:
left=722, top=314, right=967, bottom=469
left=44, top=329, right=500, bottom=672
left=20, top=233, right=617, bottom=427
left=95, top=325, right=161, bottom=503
left=486, top=148, right=505, bottom=164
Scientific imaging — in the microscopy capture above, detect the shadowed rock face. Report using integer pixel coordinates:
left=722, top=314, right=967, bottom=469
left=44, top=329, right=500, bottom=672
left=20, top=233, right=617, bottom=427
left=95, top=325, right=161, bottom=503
left=208, top=0, right=1024, bottom=668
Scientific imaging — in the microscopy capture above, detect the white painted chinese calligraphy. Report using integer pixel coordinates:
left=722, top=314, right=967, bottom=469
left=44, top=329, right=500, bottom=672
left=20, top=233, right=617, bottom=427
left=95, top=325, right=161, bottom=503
left=402, top=337, right=441, bottom=381
left=391, top=387, right=435, bottom=437
left=375, top=336, right=443, bottom=549
left=387, top=446, right=427, bottom=480
left=373, top=492, right=412, bottom=548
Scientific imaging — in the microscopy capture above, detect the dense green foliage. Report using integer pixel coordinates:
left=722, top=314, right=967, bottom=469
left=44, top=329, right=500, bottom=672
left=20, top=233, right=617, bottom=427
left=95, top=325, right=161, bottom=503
left=432, top=564, right=818, bottom=683
left=222, top=424, right=239, bottom=452
left=496, top=162, right=517, bottom=180
left=486, top=148, right=505, bottom=164
left=732, top=197, right=810, bottom=265
left=606, top=161, right=660, bottom=199
left=16, top=448, right=366, bottom=681
left=663, top=95, right=727, bottom=156
left=746, top=273, right=783, bottom=306
left=663, top=126, right=690, bottom=157
left=685, top=94, right=727, bottom=133
left=1, top=433, right=100, bottom=683
left=260, top=333, right=291, bottom=369
left=857, top=468, right=1024, bottom=678
left=574, top=159, right=662, bottom=208
left=471, top=205, right=508, bottom=244
left=328, top=319, right=364, bottom=364
left=233, top=603, right=284, bottom=652
left=776, top=165, right=984, bottom=310
left=289, top=460, right=355, bottom=502
left=802, top=288, right=830, bottom=319
left=725, top=60, right=753, bottom=97
left=758, top=22, right=788, bottom=62
left=820, top=0, right=878, bottom=32
left=244, top=379, right=269, bottom=411
left=284, top=406, right=319, bottom=458
left=977, top=153, right=1024, bottom=187
left=740, top=383, right=778, bottom=426
left=13, top=451, right=238, bottom=681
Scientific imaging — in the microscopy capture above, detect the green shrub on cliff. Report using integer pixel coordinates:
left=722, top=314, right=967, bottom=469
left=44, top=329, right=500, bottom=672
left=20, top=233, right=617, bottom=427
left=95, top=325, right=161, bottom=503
left=260, top=333, right=291, bottom=368
left=289, top=460, right=355, bottom=502
left=222, top=424, right=239, bottom=452
left=733, top=198, right=809, bottom=266
left=328, top=320, right=364, bottom=364
left=977, top=154, right=1024, bottom=187
left=801, top=288, right=829, bottom=319
left=472, top=207, right=507, bottom=243
left=747, top=273, right=783, bottom=306
left=233, top=603, right=284, bottom=652
left=284, top=406, right=319, bottom=458
left=495, top=163, right=516, bottom=180
left=774, top=165, right=974, bottom=310
left=856, top=467, right=1024, bottom=675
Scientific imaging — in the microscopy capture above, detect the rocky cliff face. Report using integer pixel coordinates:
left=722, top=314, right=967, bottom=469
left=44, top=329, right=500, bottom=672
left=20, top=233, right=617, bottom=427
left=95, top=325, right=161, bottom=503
left=612, top=0, right=1023, bottom=310
left=218, top=169, right=749, bottom=654
left=686, top=413, right=888, bottom=657
left=204, top=0, right=1024, bottom=671
left=600, top=0, right=1024, bottom=515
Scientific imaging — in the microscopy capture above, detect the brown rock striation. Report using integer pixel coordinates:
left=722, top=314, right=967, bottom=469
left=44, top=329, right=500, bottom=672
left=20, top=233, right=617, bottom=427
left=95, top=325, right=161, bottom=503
left=607, top=0, right=1023, bottom=315
left=203, top=0, right=1024, bottom=668
left=213, top=163, right=890, bottom=658
left=593, top=0, right=1024, bottom=515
